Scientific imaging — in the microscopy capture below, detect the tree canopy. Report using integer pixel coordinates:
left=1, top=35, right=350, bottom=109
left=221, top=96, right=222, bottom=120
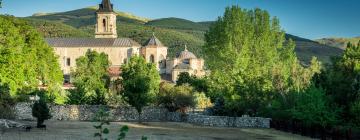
left=69, top=50, right=110, bottom=105
left=0, top=15, right=63, bottom=96
left=202, top=6, right=320, bottom=116
left=120, top=56, right=160, bottom=122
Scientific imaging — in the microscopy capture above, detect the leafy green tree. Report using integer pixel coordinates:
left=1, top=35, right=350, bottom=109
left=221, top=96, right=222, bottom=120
left=32, top=98, right=52, bottom=127
left=158, top=82, right=195, bottom=112
left=290, top=86, right=339, bottom=128
left=120, top=56, right=160, bottom=122
left=71, top=50, right=110, bottom=105
left=202, top=6, right=320, bottom=116
left=314, top=41, right=360, bottom=126
left=0, top=15, right=63, bottom=98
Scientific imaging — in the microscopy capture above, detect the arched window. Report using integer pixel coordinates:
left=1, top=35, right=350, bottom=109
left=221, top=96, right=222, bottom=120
left=102, top=19, right=107, bottom=32
left=182, top=59, right=190, bottom=64
left=158, top=55, right=166, bottom=68
left=150, top=55, right=155, bottom=63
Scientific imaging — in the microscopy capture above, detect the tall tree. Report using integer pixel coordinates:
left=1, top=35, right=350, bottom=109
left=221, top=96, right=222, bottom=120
left=202, top=6, right=320, bottom=116
left=70, top=50, right=110, bottom=105
left=120, top=56, right=160, bottom=123
left=0, top=15, right=63, bottom=96
left=315, top=41, right=360, bottom=124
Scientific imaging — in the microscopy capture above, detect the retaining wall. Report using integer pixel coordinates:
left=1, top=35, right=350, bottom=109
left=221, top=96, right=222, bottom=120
left=15, top=103, right=270, bottom=128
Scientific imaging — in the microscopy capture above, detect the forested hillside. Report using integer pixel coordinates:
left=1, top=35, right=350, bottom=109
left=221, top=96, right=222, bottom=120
left=316, top=37, right=360, bottom=49
left=24, top=7, right=343, bottom=63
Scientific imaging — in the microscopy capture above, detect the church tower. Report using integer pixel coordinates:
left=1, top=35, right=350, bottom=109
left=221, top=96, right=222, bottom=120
left=95, top=0, right=117, bottom=38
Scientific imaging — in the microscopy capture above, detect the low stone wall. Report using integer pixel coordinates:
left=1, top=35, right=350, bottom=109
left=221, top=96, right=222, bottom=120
left=15, top=103, right=173, bottom=122
left=15, top=103, right=270, bottom=128
left=187, top=113, right=271, bottom=128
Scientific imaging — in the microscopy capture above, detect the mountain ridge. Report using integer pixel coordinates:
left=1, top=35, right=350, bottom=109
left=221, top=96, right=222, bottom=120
left=24, top=7, right=343, bottom=64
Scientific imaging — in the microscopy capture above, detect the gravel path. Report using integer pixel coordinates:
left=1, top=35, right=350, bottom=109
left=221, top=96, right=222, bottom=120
left=0, top=121, right=315, bottom=140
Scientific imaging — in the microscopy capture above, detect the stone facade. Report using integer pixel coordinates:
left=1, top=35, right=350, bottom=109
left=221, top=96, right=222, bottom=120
left=54, top=46, right=140, bottom=75
left=47, top=0, right=206, bottom=83
left=166, top=46, right=207, bottom=82
left=15, top=103, right=270, bottom=128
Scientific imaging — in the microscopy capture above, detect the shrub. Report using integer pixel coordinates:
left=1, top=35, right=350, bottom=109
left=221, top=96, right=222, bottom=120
left=350, top=100, right=360, bottom=126
left=158, top=82, right=195, bottom=112
left=207, top=97, right=226, bottom=116
left=32, top=98, right=52, bottom=127
left=194, top=92, right=212, bottom=109
left=0, top=83, right=15, bottom=119
left=176, top=72, right=192, bottom=86
left=93, top=107, right=110, bottom=140
left=290, top=86, right=340, bottom=127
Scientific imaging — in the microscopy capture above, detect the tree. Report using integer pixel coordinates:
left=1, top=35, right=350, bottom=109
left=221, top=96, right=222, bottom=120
left=71, top=50, right=110, bottom=105
left=0, top=15, right=63, bottom=97
left=120, top=56, right=160, bottom=123
left=176, top=72, right=192, bottom=86
left=0, top=82, right=15, bottom=119
left=32, top=98, right=52, bottom=127
left=202, top=6, right=320, bottom=116
left=289, top=86, right=339, bottom=128
left=314, top=41, right=360, bottom=126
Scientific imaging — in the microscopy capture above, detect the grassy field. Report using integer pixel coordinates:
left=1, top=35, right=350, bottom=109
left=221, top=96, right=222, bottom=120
left=0, top=121, right=314, bottom=140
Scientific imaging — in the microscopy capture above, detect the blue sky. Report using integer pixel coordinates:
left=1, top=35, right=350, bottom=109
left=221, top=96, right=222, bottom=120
left=0, top=0, right=359, bottom=39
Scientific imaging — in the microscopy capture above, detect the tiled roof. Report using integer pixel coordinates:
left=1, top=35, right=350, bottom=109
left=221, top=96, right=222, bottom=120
left=145, top=33, right=164, bottom=47
left=97, top=0, right=114, bottom=12
left=108, top=66, right=121, bottom=77
left=46, top=38, right=141, bottom=47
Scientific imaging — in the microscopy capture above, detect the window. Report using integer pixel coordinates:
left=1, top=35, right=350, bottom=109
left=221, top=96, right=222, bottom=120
left=66, top=58, right=71, bottom=66
left=182, top=59, right=190, bottom=64
left=159, top=60, right=166, bottom=69
left=150, top=55, right=155, bottom=63
left=102, top=19, right=107, bottom=32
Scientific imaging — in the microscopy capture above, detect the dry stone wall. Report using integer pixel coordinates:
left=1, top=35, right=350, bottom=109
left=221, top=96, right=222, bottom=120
left=15, top=103, right=270, bottom=128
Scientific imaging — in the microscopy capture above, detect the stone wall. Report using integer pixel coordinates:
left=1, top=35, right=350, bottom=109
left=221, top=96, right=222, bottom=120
left=15, top=103, right=171, bottom=122
left=15, top=103, right=270, bottom=128
left=187, top=113, right=270, bottom=128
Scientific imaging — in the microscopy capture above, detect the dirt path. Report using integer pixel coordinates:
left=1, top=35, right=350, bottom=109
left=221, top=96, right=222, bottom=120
left=0, top=121, right=315, bottom=140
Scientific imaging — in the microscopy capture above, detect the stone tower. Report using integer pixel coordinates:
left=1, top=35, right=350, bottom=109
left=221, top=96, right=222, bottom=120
left=141, top=33, right=168, bottom=74
left=95, top=0, right=117, bottom=38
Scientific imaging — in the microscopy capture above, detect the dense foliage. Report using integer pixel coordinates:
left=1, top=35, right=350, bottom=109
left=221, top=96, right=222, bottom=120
left=0, top=15, right=63, bottom=99
left=0, top=82, right=15, bottom=119
left=68, top=50, right=110, bottom=105
left=157, top=82, right=196, bottom=112
left=313, top=42, right=360, bottom=127
left=202, top=6, right=320, bottom=116
left=120, top=56, right=160, bottom=122
left=32, top=98, right=52, bottom=127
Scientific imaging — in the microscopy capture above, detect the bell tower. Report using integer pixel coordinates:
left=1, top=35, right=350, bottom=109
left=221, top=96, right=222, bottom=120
left=95, top=0, right=117, bottom=38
